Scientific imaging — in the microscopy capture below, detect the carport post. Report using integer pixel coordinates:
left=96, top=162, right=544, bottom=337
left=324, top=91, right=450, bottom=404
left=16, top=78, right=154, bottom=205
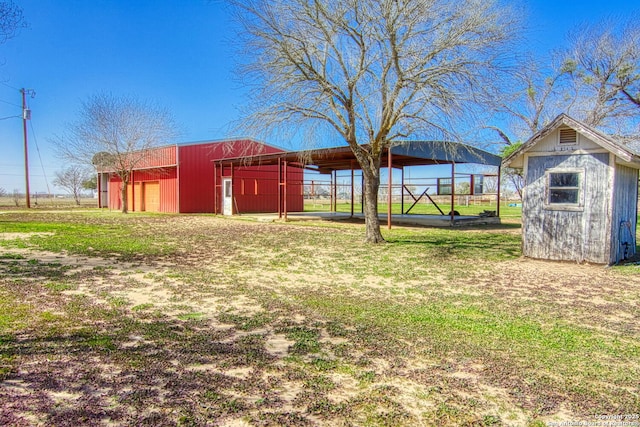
left=401, top=166, right=405, bottom=215
left=329, top=170, right=333, bottom=212
left=277, top=158, right=282, bottom=219
left=496, top=165, right=501, bottom=217
left=350, top=161, right=354, bottom=218
left=361, top=173, right=364, bottom=213
left=213, top=162, right=217, bottom=215
left=331, top=170, right=337, bottom=212
left=283, top=160, right=288, bottom=220
left=450, top=162, right=455, bottom=224
left=387, top=147, right=392, bottom=230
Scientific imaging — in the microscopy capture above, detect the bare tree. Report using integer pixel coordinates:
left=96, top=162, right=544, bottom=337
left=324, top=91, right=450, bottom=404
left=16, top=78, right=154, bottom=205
left=495, top=17, right=640, bottom=143
left=0, top=1, right=25, bottom=43
left=82, top=175, right=97, bottom=193
left=0, top=187, right=6, bottom=197
left=564, top=16, right=640, bottom=130
left=232, top=0, right=518, bottom=242
left=490, top=56, right=578, bottom=145
left=52, top=93, right=179, bottom=213
left=53, top=166, right=91, bottom=206
left=484, top=58, right=576, bottom=201
left=11, top=189, right=21, bottom=207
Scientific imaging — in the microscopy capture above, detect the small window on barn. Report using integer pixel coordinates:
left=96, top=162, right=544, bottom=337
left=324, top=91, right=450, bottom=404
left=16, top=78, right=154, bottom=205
left=473, top=175, right=484, bottom=195
left=437, top=178, right=452, bottom=195
left=558, top=128, right=578, bottom=145
left=544, top=168, right=584, bottom=210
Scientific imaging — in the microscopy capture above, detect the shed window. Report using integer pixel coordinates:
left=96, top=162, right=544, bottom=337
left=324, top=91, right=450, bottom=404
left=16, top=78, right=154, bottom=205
left=545, top=169, right=584, bottom=210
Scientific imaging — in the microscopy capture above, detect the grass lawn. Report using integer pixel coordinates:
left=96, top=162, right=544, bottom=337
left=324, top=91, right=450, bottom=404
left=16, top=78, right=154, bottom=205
left=305, top=200, right=523, bottom=218
left=0, top=210, right=638, bottom=426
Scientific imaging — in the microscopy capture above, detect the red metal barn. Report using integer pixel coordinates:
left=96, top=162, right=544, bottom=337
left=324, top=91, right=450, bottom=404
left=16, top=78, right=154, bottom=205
left=97, top=139, right=303, bottom=214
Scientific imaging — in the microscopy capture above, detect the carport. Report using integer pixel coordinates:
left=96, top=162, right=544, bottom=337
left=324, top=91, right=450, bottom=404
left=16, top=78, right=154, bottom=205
left=214, top=140, right=502, bottom=228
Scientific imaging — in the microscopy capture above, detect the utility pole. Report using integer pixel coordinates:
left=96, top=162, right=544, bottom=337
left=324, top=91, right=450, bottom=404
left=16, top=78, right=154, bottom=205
left=21, top=88, right=35, bottom=208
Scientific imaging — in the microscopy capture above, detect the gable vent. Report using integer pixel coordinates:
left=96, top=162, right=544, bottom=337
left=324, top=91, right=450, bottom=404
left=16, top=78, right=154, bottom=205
left=559, top=128, right=577, bottom=145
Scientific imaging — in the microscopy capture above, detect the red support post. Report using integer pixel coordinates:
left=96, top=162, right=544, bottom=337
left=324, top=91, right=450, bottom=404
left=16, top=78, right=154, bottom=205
left=350, top=162, right=354, bottom=217
left=278, top=158, right=282, bottom=219
left=331, top=170, right=336, bottom=212
left=361, top=172, right=364, bottom=214
left=401, top=166, right=405, bottom=215
left=284, top=160, right=288, bottom=220
left=450, top=162, right=455, bottom=223
left=496, top=166, right=501, bottom=217
left=213, top=162, right=218, bottom=215
left=387, top=148, right=392, bottom=230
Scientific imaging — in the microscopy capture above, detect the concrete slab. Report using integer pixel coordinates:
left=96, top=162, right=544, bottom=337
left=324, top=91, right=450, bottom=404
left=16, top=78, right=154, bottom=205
left=238, top=211, right=501, bottom=227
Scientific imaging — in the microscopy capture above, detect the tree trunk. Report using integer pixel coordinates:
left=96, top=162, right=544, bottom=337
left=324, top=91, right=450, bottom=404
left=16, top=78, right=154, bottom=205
left=362, top=168, right=385, bottom=243
left=120, top=180, right=129, bottom=214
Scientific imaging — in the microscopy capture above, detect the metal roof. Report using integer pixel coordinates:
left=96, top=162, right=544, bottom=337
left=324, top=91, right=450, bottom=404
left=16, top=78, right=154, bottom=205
left=215, top=140, right=502, bottom=173
left=390, top=140, right=502, bottom=167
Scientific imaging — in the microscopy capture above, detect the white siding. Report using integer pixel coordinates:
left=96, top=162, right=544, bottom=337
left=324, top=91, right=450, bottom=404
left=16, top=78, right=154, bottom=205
left=523, top=153, right=611, bottom=263
left=609, top=165, right=639, bottom=263
left=527, top=129, right=603, bottom=154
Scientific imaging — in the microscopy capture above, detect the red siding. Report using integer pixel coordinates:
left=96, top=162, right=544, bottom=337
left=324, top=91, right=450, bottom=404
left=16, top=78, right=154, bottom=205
left=129, top=145, right=176, bottom=169
left=106, top=139, right=303, bottom=214
left=98, top=145, right=176, bottom=173
left=178, top=140, right=288, bottom=213
left=214, top=165, right=304, bottom=214
left=107, top=168, right=177, bottom=212
left=108, top=178, right=122, bottom=210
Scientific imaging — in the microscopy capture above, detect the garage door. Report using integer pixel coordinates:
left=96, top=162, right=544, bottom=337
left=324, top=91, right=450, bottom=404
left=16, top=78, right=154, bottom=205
left=144, top=181, right=160, bottom=212
left=127, top=183, right=142, bottom=212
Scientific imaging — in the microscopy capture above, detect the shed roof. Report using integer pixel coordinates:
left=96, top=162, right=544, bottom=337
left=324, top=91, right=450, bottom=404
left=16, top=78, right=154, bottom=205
left=215, top=140, right=502, bottom=173
left=503, top=113, right=640, bottom=168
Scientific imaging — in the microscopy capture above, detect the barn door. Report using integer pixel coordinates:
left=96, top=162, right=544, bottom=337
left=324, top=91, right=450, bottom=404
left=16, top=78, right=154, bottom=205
left=144, top=181, right=160, bottom=212
left=127, top=182, right=142, bottom=211
left=223, top=178, right=233, bottom=215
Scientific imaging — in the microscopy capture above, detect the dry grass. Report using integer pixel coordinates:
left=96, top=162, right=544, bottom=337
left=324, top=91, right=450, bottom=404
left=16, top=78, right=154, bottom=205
left=0, top=210, right=638, bottom=426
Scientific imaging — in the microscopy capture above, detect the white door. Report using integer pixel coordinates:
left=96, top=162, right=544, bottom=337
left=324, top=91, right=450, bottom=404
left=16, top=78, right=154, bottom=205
left=223, top=178, right=233, bottom=215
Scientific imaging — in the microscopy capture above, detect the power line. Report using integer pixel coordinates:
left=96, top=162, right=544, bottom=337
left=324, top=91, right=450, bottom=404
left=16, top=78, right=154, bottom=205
left=0, top=81, right=20, bottom=91
left=0, top=172, right=50, bottom=177
left=29, top=119, right=52, bottom=195
left=0, top=98, right=21, bottom=108
left=0, top=164, right=59, bottom=170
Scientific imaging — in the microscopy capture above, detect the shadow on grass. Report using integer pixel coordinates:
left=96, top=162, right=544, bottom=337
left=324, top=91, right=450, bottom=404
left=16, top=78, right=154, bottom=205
left=385, top=232, right=522, bottom=259
left=0, top=260, right=317, bottom=426
left=0, top=307, right=316, bottom=426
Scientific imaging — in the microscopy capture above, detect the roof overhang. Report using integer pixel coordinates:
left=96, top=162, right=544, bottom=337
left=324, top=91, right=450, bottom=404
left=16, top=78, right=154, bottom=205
left=214, top=140, right=502, bottom=174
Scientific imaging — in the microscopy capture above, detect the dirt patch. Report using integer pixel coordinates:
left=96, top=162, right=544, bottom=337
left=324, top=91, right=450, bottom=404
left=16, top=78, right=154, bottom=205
left=0, top=232, right=54, bottom=240
left=1, top=214, right=638, bottom=426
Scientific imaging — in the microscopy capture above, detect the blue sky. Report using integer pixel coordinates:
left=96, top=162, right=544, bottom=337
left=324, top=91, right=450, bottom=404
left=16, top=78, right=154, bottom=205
left=0, top=0, right=636, bottom=194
